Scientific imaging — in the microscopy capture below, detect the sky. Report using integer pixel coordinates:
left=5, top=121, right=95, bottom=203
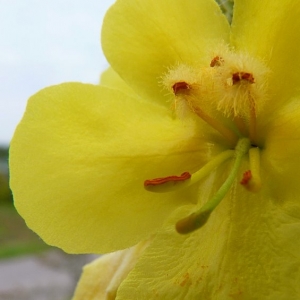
left=0, top=0, right=115, bottom=145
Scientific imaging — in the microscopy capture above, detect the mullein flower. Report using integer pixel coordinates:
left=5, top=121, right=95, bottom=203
left=9, top=0, right=300, bottom=299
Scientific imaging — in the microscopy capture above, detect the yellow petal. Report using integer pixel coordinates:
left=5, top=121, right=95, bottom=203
left=102, top=0, right=230, bottom=104
left=73, top=240, right=149, bottom=300
left=263, top=99, right=300, bottom=219
left=72, top=252, right=125, bottom=300
left=231, top=0, right=300, bottom=112
left=117, top=174, right=300, bottom=299
left=10, top=83, right=207, bottom=253
left=100, top=68, right=135, bottom=96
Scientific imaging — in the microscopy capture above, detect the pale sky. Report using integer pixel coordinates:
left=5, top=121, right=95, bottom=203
left=0, top=0, right=115, bottom=145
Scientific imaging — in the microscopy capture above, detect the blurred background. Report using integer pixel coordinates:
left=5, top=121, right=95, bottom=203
left=0, top=0, right=114, bottom=299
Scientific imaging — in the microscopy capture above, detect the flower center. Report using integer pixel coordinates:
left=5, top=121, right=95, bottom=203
left=145, top=45, right=268, bottom=234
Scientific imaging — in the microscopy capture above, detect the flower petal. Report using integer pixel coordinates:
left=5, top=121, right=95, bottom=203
left=231, top=0, right=300, bottom=111
left=10, top=83, right=207, bottom=253
left=72, top=252, right=125, bottom=300
left=102, top=0, right=230, bottom=104
left=73, top=240, right=149, bottom=300
left=100, top=68, right=135, bottom=96
left=263, top=99, right=300, bottom=219
left=117, top=175, right=300, bottom=299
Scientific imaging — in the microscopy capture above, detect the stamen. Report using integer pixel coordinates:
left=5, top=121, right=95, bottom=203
left=211, top=49, right=269, bottom=146
left=189, top=150, right=234, bottom=184
left=244, top=147, right=262, bottom=192
left=162, top=63, right=240, bottom=145
left=144, top=150, right=234, bottom=193
left=144, top=172, right=191, bottom=193
left=220, top=70, right=258, bottom=141
left=176, top=138, right=251, bottom=234
left=161, top=64, right=198, bottom=96
left=248, top=96, right=257, bottom=145
left=188, top=94, right=240, bottom=146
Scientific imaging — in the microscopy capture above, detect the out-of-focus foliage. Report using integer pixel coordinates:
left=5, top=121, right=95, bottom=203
left=0, top=146, right=12, bottom=204
left=0, top=146, right=49, bottom=259
left=215, top=0, right=234, bottom=22
left=0, top=174, right=11, bottom=204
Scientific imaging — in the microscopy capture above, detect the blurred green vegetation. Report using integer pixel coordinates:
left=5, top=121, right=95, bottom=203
left=0, top=146, right=12, bottom=205
left=0, top=146, right=50, bottom=259
left=0, top=173, right=11, bottom=204
left=216, top=0, right=234, bottom=23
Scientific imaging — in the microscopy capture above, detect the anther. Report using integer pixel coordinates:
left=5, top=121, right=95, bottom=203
left=232, top=72, right=255, bottom=85
left=172, top=81, right=191, bottom=95
left=210, top=56, right=224, bottom=67
left=240, top=170, right=252, bottom=185
left=144, top=172, right=191, bottom=193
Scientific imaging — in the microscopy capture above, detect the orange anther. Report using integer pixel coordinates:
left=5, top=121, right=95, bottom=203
left=240, top=170, right=252, bottom=185
left=144, top=172, right=191, bottom=187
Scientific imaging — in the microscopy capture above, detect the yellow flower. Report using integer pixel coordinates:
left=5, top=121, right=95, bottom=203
left=9, top=0, right=300, bottom=299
